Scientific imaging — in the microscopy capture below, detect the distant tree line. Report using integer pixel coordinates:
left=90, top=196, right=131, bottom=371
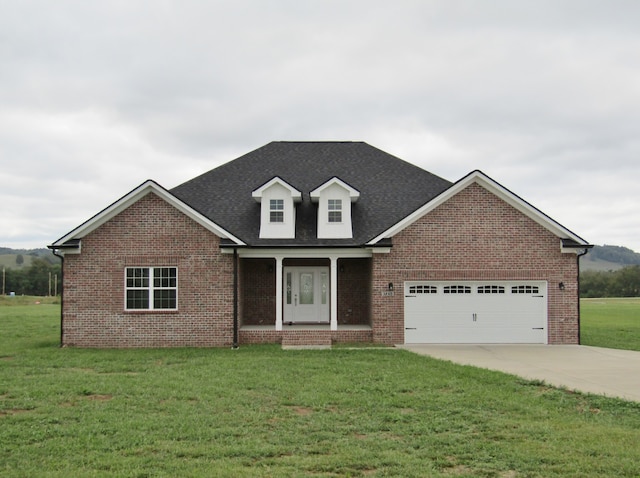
left=3, top=258, right=62, bottom=296
left=581, top=266, right=640, bottom=298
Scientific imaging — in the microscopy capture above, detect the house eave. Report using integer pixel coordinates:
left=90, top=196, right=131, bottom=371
left=561, top=238, right=594, bottom=254
left=47, top=239, right=82, bottom=255
left=251, top=176, right=303, bottom=203
left=367, top=170, right=591, bottom=248
left=310, top=176, right=360, bottom=203
left=220, top=243, right=391, bottom=256
left=50, top=180, right=246, bottom=250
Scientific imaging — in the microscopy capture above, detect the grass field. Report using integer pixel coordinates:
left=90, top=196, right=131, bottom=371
left=1, top=300, right=640, bottom=477
left=580, top=298, right=640, bottom=351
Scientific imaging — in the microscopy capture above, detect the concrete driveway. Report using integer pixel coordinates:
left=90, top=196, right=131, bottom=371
left=398, top=344, right=640, bottom=402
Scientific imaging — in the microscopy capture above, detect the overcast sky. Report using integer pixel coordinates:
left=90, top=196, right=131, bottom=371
left=1, top=1, right=639, bottom=252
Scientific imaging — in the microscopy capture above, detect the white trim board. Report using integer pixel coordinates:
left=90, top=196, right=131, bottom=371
left=368, top=170, right=590, bottom=247
left=50, top=180, right=245, bottom=248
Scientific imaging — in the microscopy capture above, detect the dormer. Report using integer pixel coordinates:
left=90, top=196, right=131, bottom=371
left=310, top=177, right=360, bottom=239
left=252, top=177, right=302, bottom=239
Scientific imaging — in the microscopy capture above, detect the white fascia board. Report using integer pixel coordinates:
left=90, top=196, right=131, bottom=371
left=367, top=170, right=590, bottom=247
left=310, top=177, right=360, bottom=203
left=561, top=244, right=591, bottom=254
left=252, top=177, right=302, bottom=203
left=51, top=180, right=245, bottom=247
left=232, top=247, right=373, bottom=259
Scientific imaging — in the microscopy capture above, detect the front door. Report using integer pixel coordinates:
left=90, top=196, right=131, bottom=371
left=283, top=267, right=330, bottom=324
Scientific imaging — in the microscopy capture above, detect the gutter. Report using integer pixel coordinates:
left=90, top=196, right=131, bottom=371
left=576, top=247, right=592, bottom=345
left=232, top=248, right=239, bottom=349
left=50, top=248, right=64, bottom=347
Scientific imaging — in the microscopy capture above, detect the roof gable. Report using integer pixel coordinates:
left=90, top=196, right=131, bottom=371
left=367, top=170, right=590, bottom=247
left=50, top=180, right=245, bottom=248
left=252, top=176, right=302, bottom=203
left=310, top=177, right=360, bottom=203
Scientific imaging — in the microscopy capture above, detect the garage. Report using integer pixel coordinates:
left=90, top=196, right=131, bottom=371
left=404, top=281, right=548, bottom=344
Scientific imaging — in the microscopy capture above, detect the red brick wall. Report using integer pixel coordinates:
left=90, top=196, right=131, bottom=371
left=61, top=192, right=234, bottom=348
left=371, top=183, right=579, bottom=345
left=241, top=259, right=276, bottom=326
left=61, top=183, right=580, bottom=348
left=337, top=258, right=371, bottom=325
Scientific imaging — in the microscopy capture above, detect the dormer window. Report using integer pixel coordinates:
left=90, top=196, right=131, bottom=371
left=252, top=177, right=301, bottom=239
left=311, top=177, right=359, bottom=239
left=328, top=199, right=342, bottom=223
left=270, top=199, right=284, bottom=223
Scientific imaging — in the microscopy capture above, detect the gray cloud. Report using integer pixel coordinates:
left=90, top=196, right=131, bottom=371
left=1, top=0, right=639, bottom=250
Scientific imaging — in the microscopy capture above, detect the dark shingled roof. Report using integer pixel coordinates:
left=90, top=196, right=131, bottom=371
left=171, top=141, right=452, bottom=246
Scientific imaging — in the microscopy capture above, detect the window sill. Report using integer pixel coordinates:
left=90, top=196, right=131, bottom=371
left=124, top=309, right=179, bottom=314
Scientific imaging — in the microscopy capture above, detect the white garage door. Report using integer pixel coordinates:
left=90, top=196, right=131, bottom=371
left=404, top=281, right=547, bottom=344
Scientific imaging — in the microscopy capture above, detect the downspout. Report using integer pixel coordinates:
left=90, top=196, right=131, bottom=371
left=51, top=249, right=64, bottom=347
left=232, top=248, right=239, bottom=349
left=576, top=248, right=590, bottom=344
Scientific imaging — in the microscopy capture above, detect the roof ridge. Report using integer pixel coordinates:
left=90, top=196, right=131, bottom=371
left=272, top=140, right=365, bottom=144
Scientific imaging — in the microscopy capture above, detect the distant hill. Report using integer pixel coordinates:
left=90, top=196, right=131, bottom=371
left=0, top=247, right=59, bottom=269
left=580, top=245, right=640, bottom=272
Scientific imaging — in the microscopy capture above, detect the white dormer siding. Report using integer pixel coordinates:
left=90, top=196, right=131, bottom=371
left=252, top=177, right=302, bottom=239
left=311, top=177, right=359, bottom=239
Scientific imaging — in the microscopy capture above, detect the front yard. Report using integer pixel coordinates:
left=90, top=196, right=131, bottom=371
left=1, top=300, right=639, bottom=477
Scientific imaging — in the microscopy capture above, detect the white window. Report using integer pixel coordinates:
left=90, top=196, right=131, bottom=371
left=477, top=285, right=505, bottom=294
left=512, top=285, right=540, bottom=294
left=269, top=199, right=284, bottom=223
left=125, top=267, right=177, bottom=310
left=328, top=199, right=342, bottom=223
left=443, top=285, right=471, bottom=294
left=409, top=285, right=438, bottom=294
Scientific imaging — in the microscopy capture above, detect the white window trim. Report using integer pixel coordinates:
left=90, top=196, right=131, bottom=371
left=125, top=266, right=178, bottom=311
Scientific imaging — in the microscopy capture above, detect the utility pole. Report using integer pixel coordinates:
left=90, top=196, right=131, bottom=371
left=2, top=266, right=4, bottom=296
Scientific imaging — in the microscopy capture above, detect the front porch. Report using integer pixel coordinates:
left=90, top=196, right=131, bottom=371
left=237, top=253, right=373, bottom=345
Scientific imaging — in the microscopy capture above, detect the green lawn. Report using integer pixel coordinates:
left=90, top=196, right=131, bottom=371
left=1, top=301, right=640, bottom=477
left=581, top=298, right=640, bottom=351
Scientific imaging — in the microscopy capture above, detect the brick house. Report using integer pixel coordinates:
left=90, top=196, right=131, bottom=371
left=49, top=142, right=592, bottom=348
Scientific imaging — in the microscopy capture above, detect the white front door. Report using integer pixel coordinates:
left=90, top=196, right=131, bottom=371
left=283, top=267, right=330, bottom=324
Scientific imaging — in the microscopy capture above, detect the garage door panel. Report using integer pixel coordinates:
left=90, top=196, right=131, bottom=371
left=404, top=281, right=547, bottom=344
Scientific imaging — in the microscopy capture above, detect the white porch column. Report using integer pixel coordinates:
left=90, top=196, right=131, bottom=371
left=275, top=256, right=283, bottom=331
left=330, top=256, right=338, bottom=331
